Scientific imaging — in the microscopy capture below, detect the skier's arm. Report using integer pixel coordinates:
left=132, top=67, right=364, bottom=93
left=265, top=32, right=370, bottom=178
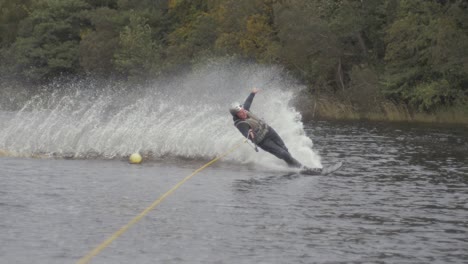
left=242, top=87, right=259, bottom=111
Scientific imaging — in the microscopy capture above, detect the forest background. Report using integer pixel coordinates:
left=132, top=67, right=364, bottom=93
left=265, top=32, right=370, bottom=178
left=1, top=0, right=467, bottom=123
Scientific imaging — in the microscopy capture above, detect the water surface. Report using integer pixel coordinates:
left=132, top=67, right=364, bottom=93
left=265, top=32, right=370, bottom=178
left=1, top=121, right=467, bottom=264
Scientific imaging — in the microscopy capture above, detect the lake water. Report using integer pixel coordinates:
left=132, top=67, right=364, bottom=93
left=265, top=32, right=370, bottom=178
left=1, top=121, right=467, bottom=264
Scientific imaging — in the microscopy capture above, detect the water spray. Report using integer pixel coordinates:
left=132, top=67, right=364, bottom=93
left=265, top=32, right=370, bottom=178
left=0, top=61, right=321, bottom=168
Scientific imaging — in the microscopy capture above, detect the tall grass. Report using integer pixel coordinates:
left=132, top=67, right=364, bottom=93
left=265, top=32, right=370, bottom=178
left=298, top=95, right=468, bottom=125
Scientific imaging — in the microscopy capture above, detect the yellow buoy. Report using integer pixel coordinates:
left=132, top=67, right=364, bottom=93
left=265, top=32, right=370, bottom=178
left=129, top=153, right=142, bottom=164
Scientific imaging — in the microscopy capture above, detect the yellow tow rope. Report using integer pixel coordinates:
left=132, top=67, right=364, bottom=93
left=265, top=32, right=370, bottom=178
left=77, top=139, right=246, bottom=264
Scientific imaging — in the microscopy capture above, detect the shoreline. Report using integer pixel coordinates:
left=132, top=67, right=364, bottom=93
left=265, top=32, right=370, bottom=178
left=297, top=97, right=468, bottom=126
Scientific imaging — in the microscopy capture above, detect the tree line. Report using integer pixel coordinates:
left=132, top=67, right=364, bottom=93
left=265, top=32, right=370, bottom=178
left=0, top=0, right=467, bottom=114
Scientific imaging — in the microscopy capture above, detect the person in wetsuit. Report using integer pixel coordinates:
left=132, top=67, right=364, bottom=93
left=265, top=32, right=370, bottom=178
left=229, top=87, right=305, bottom=168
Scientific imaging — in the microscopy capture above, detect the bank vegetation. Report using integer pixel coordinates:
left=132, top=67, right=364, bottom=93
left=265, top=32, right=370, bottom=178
left=1, top=0, right=467, bottom=123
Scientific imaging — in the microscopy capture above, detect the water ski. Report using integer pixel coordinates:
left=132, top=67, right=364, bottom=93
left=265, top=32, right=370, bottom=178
left=300, top=161, right=343, bottom=176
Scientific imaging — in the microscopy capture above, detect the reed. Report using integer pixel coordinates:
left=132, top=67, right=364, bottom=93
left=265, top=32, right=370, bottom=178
left=300, top=96, right=468, bottom=125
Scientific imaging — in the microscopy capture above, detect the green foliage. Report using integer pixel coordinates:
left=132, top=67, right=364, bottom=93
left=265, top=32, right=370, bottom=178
left=273, top=1, right=338, bottom=88
left=79, top=7, right=121, bottom=76
left=113, top=13, right=160, bottom=79
left=410, top=79, right=456, bottom=111
left=383, top=0, right=468, bottom=111
left=84, top=0, right=118, bottom=9
left=347, top=65, right=382, bottom=111
left=162, top=1, right=218, bottom=72
left=0, top=0, right=32, bottom=78
left=239, top=14, right=276, bottom=61
left=0, top=0, right=32, bottom=47
left=0, top=0, right=466, bottom=117
left=10, top=0, right=89, bottom=82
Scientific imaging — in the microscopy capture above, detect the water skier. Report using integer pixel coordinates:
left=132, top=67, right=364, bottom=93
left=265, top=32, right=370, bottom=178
left=229, top=88, right=321, bottom=173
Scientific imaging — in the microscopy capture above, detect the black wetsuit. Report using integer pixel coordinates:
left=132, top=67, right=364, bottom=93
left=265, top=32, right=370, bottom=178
left=232, top=92, right=302, bottom=168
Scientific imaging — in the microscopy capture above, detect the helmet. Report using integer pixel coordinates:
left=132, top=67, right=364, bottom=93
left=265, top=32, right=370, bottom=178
left=229, top=103, right=242, bottom=116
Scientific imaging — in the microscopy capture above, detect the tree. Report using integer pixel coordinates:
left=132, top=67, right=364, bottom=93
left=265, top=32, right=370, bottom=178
left=273, top=0, right=340, bottom=90
left=239, top=13, right=278, bottom=62
left=11, top=0, right=89, bottom=82
left=384, top=0, right=468, bottom=111
left=0, top=0, right=32, bottom=79
left=79, top=7, right=121, bottom=76
left=214, top=0, right=279, bottom=60
left=113, top=13, right=161, bottom=79
left=162, top=0, right=218, bottom=72
left=0, top=0, right=32, bottom=47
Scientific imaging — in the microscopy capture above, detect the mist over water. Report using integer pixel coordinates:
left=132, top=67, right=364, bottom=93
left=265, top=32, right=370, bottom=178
left=0, top=61, right=321, bottom=168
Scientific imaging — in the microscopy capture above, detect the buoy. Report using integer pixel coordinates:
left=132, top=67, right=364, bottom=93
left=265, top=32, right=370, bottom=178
left=129, top=153, right=142, bottom=164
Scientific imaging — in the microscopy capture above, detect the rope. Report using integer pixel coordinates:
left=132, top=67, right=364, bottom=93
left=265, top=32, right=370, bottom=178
left=77, top=139, right=246, bottom=264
